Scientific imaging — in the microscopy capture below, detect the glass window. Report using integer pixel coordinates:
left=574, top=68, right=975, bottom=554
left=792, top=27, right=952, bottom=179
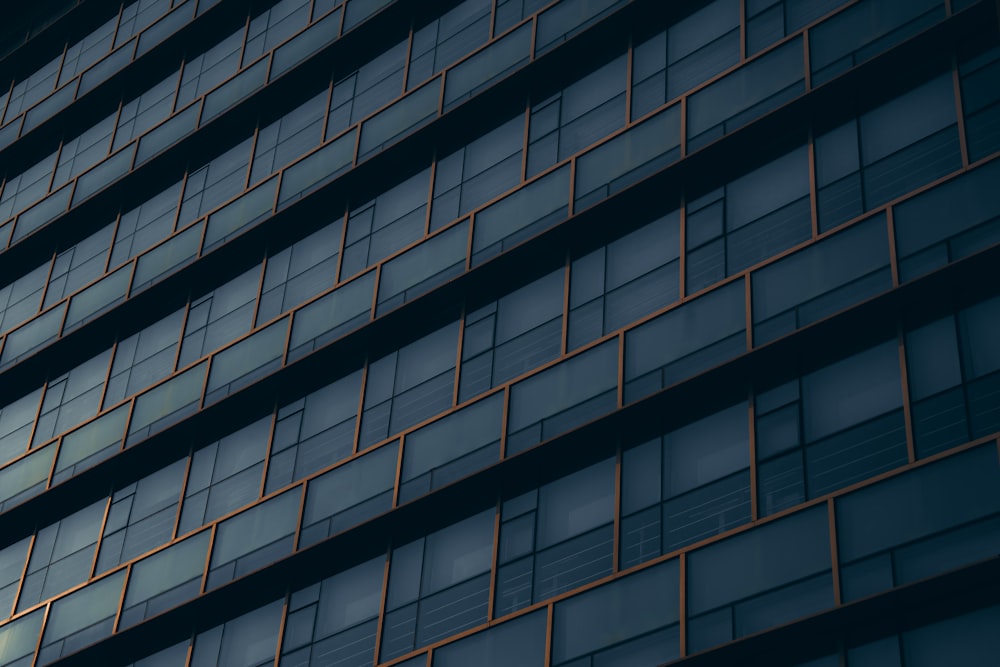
left=527, top=54, right=626, bottom=177
left=327, top=41, right=408, bottom=139
left=443, top=22, right=532, bottom=109
left=109, top=181, right=183, bottom=269
left=0, top=388, right=42, bottom=466
left=0, top=443, right=55, bottom=512
left=0, top=263, right=48, bottom=336
left=103, top=310, right=185, bottom=408
left=686, top=504, right=833, bottom=653
left=177, top=138, right=253, bottom=227
left=242, top=0, right=311, bottom=67
left=0, top=536, right=31, bottom=617
left=534, top=0, right=627, bottom=54
left=506, top=338, right=618, bottom=454
left=380, top=509, right=494, bottom=660
left=407, top=0, right=491, bottom=89
left=0, top=608, right=44, bottom=667
left=620, top=402, right=750, bottom=569
left=204, top=318, right=288, bottom=403
left=815, top=74, right=959, bottom=231
left=755, top=340, right=905, bottom=516
left=2, top=56, right=60, bottom=125
left=686, top=146, right=811, bottom=293
left=434, top=608, right=546, bottom=667
left=687, top=36, right=805, bottom=151
left=116, top=0, right=174, bottom=46
left=459, top=269, right=564, bottom=402
left=300, top=440, right=398, bottom=546
left=114, top=73, right=180, bottom=151
left=36, top=569, right=126, bottom=665
left=119, top=530, right=211, bottom=629
left=892, top=159, right=1000, bottom=283
left=57, top=14, right=117, bottom=86
left=809, top=0, right=945, bottom=86
left=341, top=167, right=431, bottom=280
left=624, top=279, right=746, bottom=404
left=178, top=266, right=261, bottom=367
left=96, top=459, right=186, bottom=572
left=207, top=488, right=301, bottom=589
left=52, top=405, right=129, bottom=484
left=0, top=150, right=58, bottom=223
left=175, top=29, right=244, bottom=109
left=746, top=0, right=849, bottom=55
left=257, top=219, right=341, bottom=325
left=959, top=44, right=1000, bottom=162
left=32, top=350, right=111, bottom=446
left=189, top=599, right=284, bottom=667
left=17, top=499, right=107, bottom=612
left=552, top=559, right=680, bottom=666
left=179, top=417, right=271, bottom=534
left=751, top=213, right=893, bottom=344
left=266, top=370, right=362, bottom=492
left=126, top=361, right=207, bottom=446
left=902, top=604, right=1000, bottom=666
left=359, top=323, right=458, bottom=448
left=471, top=163, right=570, bottom=266
left=430, top=115, right=524, bottom=231
left=357, top=78, right=440, bottom=160
left=495, top=459, right=614, bottom=616
left=495, top=0, right=555, bottom=36
left=250, top=90, right=327, bottom=184
left=400, top=391, right=504, bottom=503
left=52, top=114, right=116, bottom=188
left=836, top=444, right=1000, bottom=602
left=279, top=556, right=385, bottom=667
left=569, top=209, right=680, bottom=348
left=287, top=265, right=376, bottom=362
left=43, top=223, right=114, bottom=308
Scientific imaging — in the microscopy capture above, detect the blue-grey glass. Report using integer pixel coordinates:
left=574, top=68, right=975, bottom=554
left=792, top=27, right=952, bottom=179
left=177, top=138, right=253, bottom=227
left=0, top=388, right=43, bottom=464
left=2, top=57, right=59, bottom=125
left=175, top=29, right=243, bottom=108
left=537, top=459, right=614, bottom=548
left=136, top=104, right=200, bottom=164
left=375, top=220, right=468, bottom=314
left=893, top=159, right=1000, bottom=282
left=902, top=604, right=1000, bottom=667
left=58, top=14, right=117, bottom=86
left=104, top=310, right=184, bottom=407
left=52, top=114, right=115, bottom=187
left=17, top=499, right=106, bottom=611
left=0, top=150, right=58, bottom=223
left=809, top=0, right=944, bottom=86
left=127, top=361, right=207, bottom=446
left=624, top=279, right=746, bottom=402
left=242, top=0, right=311, bottom=67
left=32, top=350, right=111, bottom=447
left=0, top=264, right=49, bottom=336
left=204, top=317, right=288, bottom=404
left=278, top=128, right=356, bottom=206
left=0, top=304, right=63, bottom=367
left=552, top=559, right=680, bottom=664
left=752, top=213, right=892, bottom=344
left=430, top=115, right=523, bottom=231
left=96, top=459, right=186, bottom=572
left=401, top=391, right=503, bottom=502
left=250, top=89, right=327, bottom=184
left=287, top=268, right=375, bottom=361
left=0, top=536, right=30, bottom=616
left=204, top=175, right=278, bottom=250
left=959, top=295, right=1000, bottom=380
left=300, top=441, right=397, bottom=546
left=110, top=183, right=182, bottom=269
left=178, top=266, right=260, bottom=368
left=116, top=0, right=174, bottom=47
left=574, top=105, right=681, bottom=210
left=959, top=45, right=1000, bottom=161
left=119, top=530, right=211, bottom=628
left=327, top=40, right=407, bottom=138
left=341, top=168, right=430, bottom=280
left=358, top=79, right=440, bottom=159
left=444, top=22, right=532, bottom=108
left=534, top=0, right=626, bottom=54
left=435, top=609, right=546, bottom=667
left=663, top=403, right=748, bottom=497
left=37, top=569, right=126, bottom=665
left=189, top=600, right=284, bottom=667
left=472, top=164, right=570, bottom=265
left=202, top=58, right=269, bottom=122
left=208, top=488, right=301, bottom=588
left=0, top=444, right=55, bottom=512
left=687, top=37, right=804, bottom=150
left=0, top=609, right=45, bottom=666
left=63, top=265, right=131, bottom=332
left=507, top=339, right=618, bottom=453
left=835, top=445, right=1000, bottom=564
left=407, top=0, right=491, bottom=90
left=270, top=8, right=344, bottom=78
left=905, top=318, right=962, bottom=401
left=258, top=219, right=341, bottom=325
left=180, top=417, right=271, bottom=534
left=44, top=223, right=114, bottom=308
left=114, top=73, right=179, bottom=151
left=849, top=636, right=902, bottom=667
left=313, top=556, right=384, bottom=638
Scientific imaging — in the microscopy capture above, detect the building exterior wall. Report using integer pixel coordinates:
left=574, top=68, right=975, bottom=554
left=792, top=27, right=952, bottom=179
left=0, top=0, right=998, bottom=665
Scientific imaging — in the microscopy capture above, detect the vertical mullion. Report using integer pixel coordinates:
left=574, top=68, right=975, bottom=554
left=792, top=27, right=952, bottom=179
left=173, top=453, right=194, bottom=540
left=827, top=498, right=842, bottom=606
left=560, top=253, right=571, bottom=356
left=897, top=326, right=917, bottom=464
left=28, top=599, right=51, bottom=667
left=371, top=549, right=393, bottom=666
left=487, top=498, right=501, bottom=621
left=748, top=390, right=759, bottom=522
left=625, top=36, right=633, bottom=124
left=259, top=408, right=280, bottom=499
left=351, top=361, right=369, bottom=455
left=110, top=563, right=131, bottom=633
left=453, top=306, right=466, bottom=406
left=952, top=55, right=970, bottom=167
left=10, top=533, right=37, bottom=615
left=678, top=552, right=687, bottom=658
left=542, top=603, right=554, bottom=667
left=739, top=0, right=747, bottom=62
left=612, top=441, right=622, bottom=572
left=88, top=496, right=114, bottom=579
left=272, top=594, right=291, bottom=667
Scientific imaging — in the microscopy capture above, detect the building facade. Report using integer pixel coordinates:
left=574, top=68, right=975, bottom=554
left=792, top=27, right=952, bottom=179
left=0, top=0, right=998, bottom=665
